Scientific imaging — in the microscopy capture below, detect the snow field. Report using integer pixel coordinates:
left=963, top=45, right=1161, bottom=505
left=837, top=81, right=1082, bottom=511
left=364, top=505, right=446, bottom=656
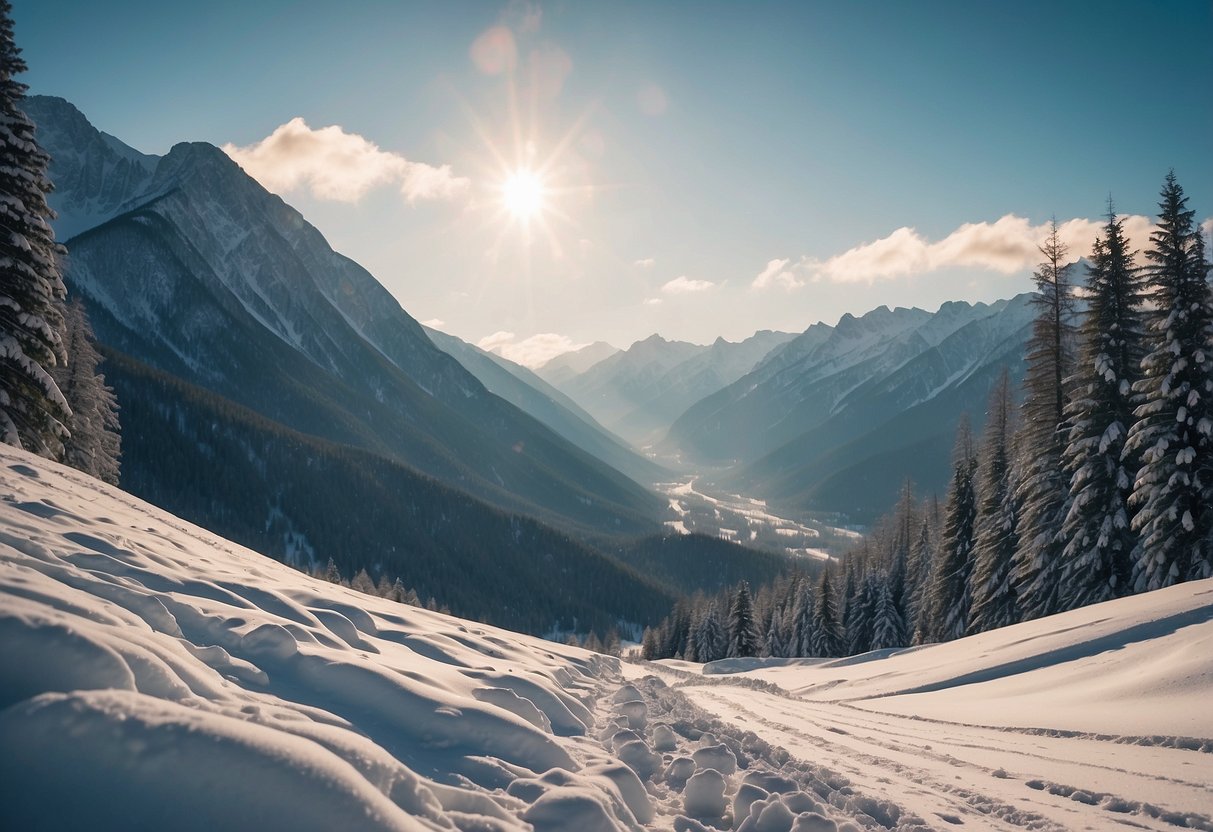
left=0, top=445, right=653, bottom=831
left=649, top=577, right=1213, bottom=830
left=607, top=672, right=936, bottom=830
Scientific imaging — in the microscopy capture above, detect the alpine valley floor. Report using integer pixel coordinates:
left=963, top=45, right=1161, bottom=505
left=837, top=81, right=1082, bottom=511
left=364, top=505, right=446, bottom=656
left=2, top=442, right=1211, bottom=831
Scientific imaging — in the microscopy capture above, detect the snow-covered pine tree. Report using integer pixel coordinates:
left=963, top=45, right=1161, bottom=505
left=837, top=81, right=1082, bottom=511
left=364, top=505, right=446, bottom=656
left=683, top=618, right=701, bottom=662
left=810, top=570, right=844, bottom=657
left=727, top=581, right=760, bottom=658
left=640, top=626, right=658, bottom=661
left=323, top=557, right=342, bottom=583
left=697, top=601, right=727, bottom=663
left=848, top=573, right=881, bottom=654
left=388, top=577, right=407, bottom=603
left=969, top=371, right=1021, bottom=633
left=927, top=415, right=978, bottom=642
left=791, top=579, right=814, bottom=657
left=1011, top=221, right=1078, bottom=620
left=1125, top=173, right=1213, bottom=589
left=0, top=2, right=69, bottom=455
left=51, top=298, right=121, bottom=483
left=840, top=562, right=861, bottom=653
left=870, top=576, right=907, bottom=650
left=351, top=568, right=375, bottom=594
left=1058, top=205, right=1147, bottom=607
left=887, top=480, right=915, bottom=622
left=907, top=514, right=935, bottom=643
left=762, top=608, right=786, bottom=658
left=664, top=599, right=693, bottom=658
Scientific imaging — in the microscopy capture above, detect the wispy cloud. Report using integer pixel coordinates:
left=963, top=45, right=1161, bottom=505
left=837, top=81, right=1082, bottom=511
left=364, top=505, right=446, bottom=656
left=476, top=331, right=588, bottom=368
left=751, top=258, right=804, bottom=291
left=633, top=258, right=655, bottom=268
left=643, top=297, right=663, bottom=306
left=753, top=214, right=1158, bottom=288
left=223, top=118, right=469, bottom=203
left=420, top=318, right=445, bottom=329
left=661, top=275, right=714, bottom=294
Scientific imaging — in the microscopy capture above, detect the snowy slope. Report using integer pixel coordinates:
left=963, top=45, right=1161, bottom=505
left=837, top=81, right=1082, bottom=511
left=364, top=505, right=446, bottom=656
left=0, top=445, right=635, bottom=830
left=5, top=446, right=1210, bottom=831
left=0, top=447, right=935, bottom=832
left=654, top=583, right=1213, bottom=830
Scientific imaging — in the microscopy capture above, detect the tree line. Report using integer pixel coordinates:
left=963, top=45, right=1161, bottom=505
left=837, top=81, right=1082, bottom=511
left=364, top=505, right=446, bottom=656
left=0, top=3, right=121, bottom=483
left=642, top=173, right=1210, bottom=662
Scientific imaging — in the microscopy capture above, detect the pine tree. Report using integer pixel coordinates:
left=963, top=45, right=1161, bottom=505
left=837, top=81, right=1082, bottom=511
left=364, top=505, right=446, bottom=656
left=969, top=371, right=1021, bottom=633
left=1012, top=221, right=1078, bottom=619
left=790, top=580, right=814, bottom=657
left=840, top=563, right=861, bottom=654
left=886, top=480, right=915, bottom=622
left=640, top=626, right=658, bottom=661
left=848, top=574, right=881, bottom=654
left=810, top=570, right=843, bottom=658
left=907, top=514, right=935, bottom=642
left=697, top=601, right=727, bottom=663
left=351, top=568, right=376, bottom=594
left=388, top=577, right=407, bottom=603
left=323, top=557, right=342, bottom=584
left=1058, top=204, right=1147, bottom=607
left=763, top=608, right=787, bottom=658
left=928, top=415, right=979, bottom=642
left=870, top=576, right=907, bottom=650
left=0, top=2, right=70, bottom=455
left=603, top=629, right=622, bottom=657
left=1125, top=173, right=1213, bottom=589
left=727, top=582, right=760, bottom=658
left=51, top=298, right=121, bottom=483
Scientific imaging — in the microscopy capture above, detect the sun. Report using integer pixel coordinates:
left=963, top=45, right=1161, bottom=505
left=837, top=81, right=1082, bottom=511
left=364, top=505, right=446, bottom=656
left=501, top=169, right=544, bottom=220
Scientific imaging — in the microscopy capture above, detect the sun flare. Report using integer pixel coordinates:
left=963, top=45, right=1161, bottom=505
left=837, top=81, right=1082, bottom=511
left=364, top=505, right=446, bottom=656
left=501, top=169, right=544, bottom=220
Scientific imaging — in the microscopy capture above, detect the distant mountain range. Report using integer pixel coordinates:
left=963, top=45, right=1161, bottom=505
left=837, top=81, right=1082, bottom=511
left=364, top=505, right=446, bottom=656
left=533, top=341, right=619, bottom=387
left=666, top=297, right=1034, bottom=520
left=421, top=326, right=665, bottom=485
left=547, top=331, right=797, bottom=447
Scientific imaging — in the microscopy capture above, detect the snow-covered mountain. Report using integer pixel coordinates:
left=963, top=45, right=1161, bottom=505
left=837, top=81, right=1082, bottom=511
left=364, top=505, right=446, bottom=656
left=535, top=341, right=619, bottom=387
left=667, top=297, right=1035, bottom=519
left=555, top=331, right=797, bottom=447
left=25, top=95, right=660, bottom=538
left=423, top=326, right=666, bottom=485
left=4, top=445, right=1209, bottom=831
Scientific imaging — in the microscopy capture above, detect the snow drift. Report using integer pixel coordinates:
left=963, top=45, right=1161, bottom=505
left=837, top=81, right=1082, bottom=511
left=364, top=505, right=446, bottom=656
left=0, top=444, right=636, bottom=831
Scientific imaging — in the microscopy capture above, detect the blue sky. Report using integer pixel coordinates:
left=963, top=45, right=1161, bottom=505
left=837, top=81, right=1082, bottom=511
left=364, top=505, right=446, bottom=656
left=16, top=1, right=1213, bottom=364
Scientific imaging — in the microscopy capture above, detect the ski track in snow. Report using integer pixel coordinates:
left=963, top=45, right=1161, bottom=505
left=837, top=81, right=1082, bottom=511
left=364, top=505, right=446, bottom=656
left=672, top=686, right=1213, bottom=831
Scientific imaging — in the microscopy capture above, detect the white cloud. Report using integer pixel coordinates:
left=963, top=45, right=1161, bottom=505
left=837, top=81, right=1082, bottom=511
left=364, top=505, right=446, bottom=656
left=751, top=257, right=804, bottom=291
left=643, top=297, right=663, bottom=306
left=633, top=258, right=655, bottom=269
left=475, top=332, right=588, bottom=368
left=755, top=214, right=1158, bottom=288
left=661, top=275, right=714, bottom=294
left=420, top=318, right=445, bottom=329
left=223, top=118, right=469, bottom=204
left=1202, top=217, right=1213, bottom=243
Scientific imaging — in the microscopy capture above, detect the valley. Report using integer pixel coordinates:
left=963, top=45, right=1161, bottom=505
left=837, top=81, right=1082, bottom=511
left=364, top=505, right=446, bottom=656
left=654, top=476, right=860, bottom=562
